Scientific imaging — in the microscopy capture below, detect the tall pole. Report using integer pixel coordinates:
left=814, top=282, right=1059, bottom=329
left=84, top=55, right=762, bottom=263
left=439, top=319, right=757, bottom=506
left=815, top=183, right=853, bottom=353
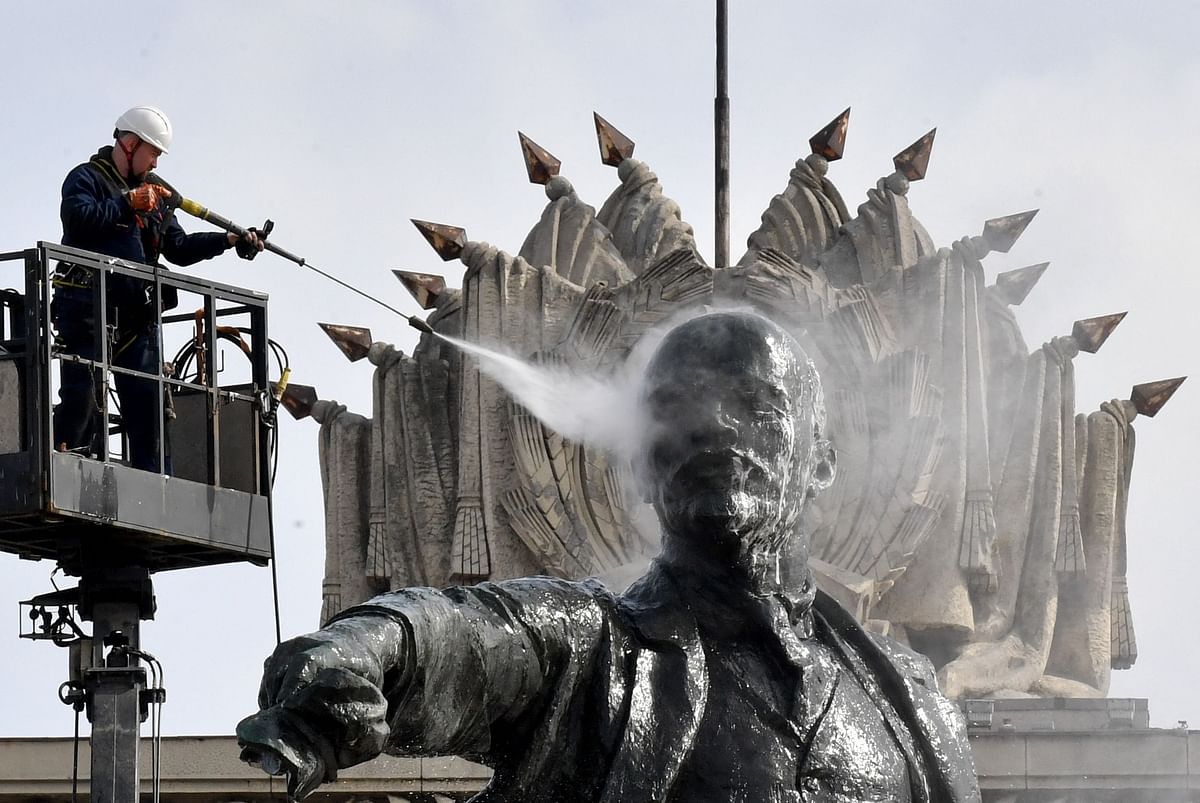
left=80, top=566, right=156, bottom=803
left=714, top=0, right=730, bottom=269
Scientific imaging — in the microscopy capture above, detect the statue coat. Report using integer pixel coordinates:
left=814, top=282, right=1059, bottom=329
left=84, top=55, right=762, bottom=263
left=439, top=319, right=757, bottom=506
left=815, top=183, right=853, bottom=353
left=307, top=564, right=979, bottom=803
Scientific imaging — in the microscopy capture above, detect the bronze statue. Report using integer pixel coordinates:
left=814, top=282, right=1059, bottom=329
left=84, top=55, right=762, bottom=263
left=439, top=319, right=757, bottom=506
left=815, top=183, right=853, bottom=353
left=238, top=311, right=980, bottom=802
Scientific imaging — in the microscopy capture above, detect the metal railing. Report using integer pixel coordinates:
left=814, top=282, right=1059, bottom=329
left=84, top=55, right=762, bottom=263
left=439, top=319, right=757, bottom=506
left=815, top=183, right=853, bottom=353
left=0, top=241, right=273, bottom=511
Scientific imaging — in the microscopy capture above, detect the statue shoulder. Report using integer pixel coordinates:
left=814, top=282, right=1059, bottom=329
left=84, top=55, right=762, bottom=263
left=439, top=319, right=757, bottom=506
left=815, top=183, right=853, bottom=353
left=337, top=578, right=617, bottom=667
left=609, top=562, right=702, bottom=646
left=813, top=590, right=939, bottom=689
left=472, top=574, right=615, bottom=611
left=337, top=577, right=609, bottom=626
left=866, top=631, right=939, bottom=690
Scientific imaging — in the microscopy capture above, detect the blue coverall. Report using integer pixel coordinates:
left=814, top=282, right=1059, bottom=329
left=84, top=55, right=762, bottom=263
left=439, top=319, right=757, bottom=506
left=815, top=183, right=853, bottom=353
left=54, top=146, right=230, bottom=472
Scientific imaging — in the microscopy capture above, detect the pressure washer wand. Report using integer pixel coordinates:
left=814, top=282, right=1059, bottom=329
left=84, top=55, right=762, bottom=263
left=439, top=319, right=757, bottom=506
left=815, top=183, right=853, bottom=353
left=176, top=197, right=433, bottom=334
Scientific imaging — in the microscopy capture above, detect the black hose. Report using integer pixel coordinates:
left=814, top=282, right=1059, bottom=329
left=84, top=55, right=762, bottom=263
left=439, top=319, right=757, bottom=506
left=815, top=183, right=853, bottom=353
left=71, top=697, right=80, bottom=803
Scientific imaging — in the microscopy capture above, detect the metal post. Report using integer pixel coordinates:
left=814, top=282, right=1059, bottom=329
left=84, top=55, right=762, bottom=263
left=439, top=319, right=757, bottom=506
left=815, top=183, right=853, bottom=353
left=29, top=249, right=49, bottom=481
left=79, top=567, right=155, bottom=803
left=714, top=0, right=730, bottom=269
left=153, top=266, right=166, bottom=474
left=87, top=664, right=145, bottom=803
left=251, top=304, right=269, bottom=496
left=95, top=262, right=109, bottom=462
left=203, top=297, right=220, bottom=487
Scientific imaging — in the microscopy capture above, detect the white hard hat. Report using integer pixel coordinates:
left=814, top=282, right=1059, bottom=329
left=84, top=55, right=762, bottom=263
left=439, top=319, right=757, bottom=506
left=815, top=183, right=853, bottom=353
left=113, top=105, right=173, bottom=154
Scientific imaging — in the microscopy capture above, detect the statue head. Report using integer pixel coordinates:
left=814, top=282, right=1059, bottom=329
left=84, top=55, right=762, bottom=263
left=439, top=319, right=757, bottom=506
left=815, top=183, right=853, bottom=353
left=634, top=311, right=836, bottom=568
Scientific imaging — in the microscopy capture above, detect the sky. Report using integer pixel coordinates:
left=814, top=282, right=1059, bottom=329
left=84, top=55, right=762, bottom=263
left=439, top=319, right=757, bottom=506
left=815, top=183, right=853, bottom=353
left=0, top=1, right=1197, bottom=737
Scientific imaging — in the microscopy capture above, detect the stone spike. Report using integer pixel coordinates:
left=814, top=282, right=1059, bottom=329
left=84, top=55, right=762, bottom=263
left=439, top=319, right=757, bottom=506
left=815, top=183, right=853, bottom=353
left=1130, top=377, right=1186, bottom=417
left=594, top=112, right=636, bottom=167
left=893, top=128, right=936, bottom=181
left=994, top=262, right=1050, bottom=305
left=809, top=107, right=851, bottom=161
left=317, top=322, right=373, bottom=363
left=982, top=210, right=1039, bottom=254
left=280, top=383, right=318, bottom=420
left=1071, top=312, right=1127, bottom=354
left=517, top=131, right=561, bottom=185
left=393, top=270, right=447, bottom=310
left=411, top=219, right=467, bottom=262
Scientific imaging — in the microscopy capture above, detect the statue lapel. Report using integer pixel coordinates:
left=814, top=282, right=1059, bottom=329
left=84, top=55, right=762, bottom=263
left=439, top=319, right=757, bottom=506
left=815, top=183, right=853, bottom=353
left=812, top=590, right=981, bottom=803
left=601, top=577, right=707, bottom=803
left=772, top=603, right=841, bottom=750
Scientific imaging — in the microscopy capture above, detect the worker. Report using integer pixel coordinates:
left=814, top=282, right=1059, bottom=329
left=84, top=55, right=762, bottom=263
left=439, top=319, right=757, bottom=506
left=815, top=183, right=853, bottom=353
left=52, top=105, right=264, bottom=473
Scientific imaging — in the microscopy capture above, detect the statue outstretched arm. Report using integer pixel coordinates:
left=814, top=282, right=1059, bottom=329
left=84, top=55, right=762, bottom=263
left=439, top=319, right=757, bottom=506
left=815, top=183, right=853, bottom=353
left=237, top=578, right=606, bottom=799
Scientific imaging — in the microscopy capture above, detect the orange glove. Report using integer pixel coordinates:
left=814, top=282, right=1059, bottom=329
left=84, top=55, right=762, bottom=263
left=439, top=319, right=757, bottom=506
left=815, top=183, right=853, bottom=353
left=126, top=184, right=173, bottom=212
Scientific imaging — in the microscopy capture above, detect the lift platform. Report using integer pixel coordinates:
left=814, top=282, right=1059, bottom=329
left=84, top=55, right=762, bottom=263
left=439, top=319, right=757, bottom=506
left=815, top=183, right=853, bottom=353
left=0, top=242, right=275, bottom=575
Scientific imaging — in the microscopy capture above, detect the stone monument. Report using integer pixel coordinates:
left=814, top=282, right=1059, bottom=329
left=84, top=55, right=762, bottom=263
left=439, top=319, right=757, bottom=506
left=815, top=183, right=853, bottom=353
left=301, top=110, right=1186, bottom=702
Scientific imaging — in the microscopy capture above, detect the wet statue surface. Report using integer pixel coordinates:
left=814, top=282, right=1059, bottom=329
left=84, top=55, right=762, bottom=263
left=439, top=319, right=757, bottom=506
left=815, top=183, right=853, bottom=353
left=238, top=312, right=980, bottom=803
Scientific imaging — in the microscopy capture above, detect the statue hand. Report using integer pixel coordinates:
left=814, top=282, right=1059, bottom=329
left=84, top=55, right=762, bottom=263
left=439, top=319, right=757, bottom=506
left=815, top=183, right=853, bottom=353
left=241, top=617, right=400, bottom=796
left=237, top=707, right=331, bottom=800
left=242, top=635, right=346, bottom=800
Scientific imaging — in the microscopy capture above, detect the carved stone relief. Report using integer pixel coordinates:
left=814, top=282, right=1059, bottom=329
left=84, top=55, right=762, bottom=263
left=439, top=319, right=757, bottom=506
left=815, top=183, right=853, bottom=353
left=309, top=115, right=1182, bottom=699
